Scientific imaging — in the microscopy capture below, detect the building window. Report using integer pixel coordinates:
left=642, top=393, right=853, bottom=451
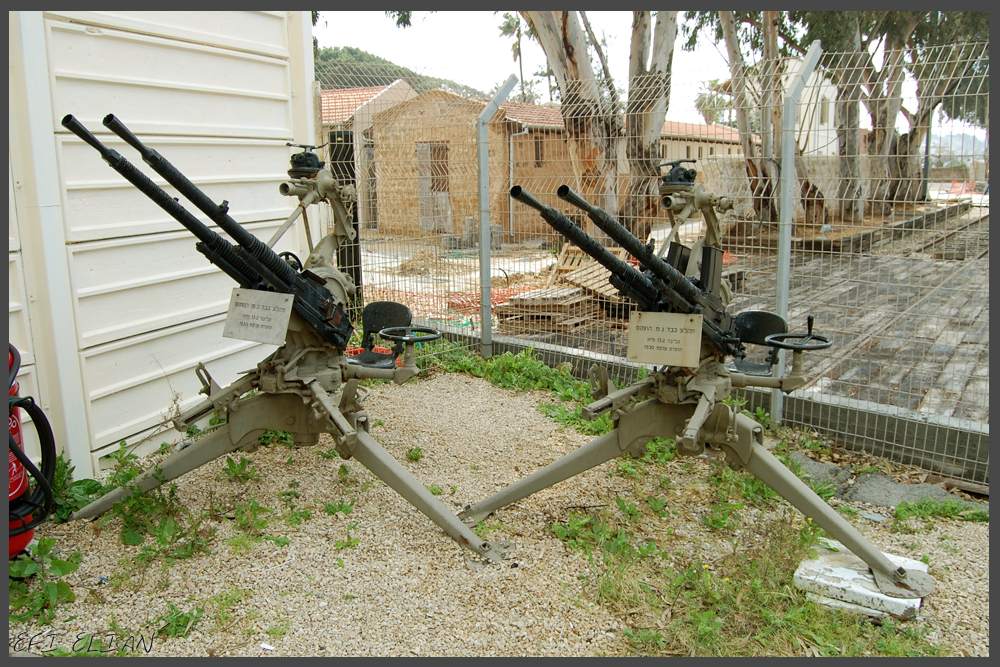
left=430, top=143, right=449, bottom=192
left=417, top=142, right=450, bottom=192
left=686, top=145, right=691, bottom=159
left=728, top=147, right=732, bottom=155
left=820, top=97, right=829, bottom=125
left=534, top=134, right=544, bottom=167
left=709, top=146, right=714, bottom=156
left=698, top=146, right=703, bottom=158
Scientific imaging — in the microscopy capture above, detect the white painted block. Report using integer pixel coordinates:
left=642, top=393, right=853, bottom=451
left=793, top=539, right=930, bottom=620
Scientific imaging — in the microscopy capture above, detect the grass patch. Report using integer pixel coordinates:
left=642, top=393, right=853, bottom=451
left=892, top=497, right=988, bottom=532
left=552, top=503, right=946, bottom=657
left=420, top=340, right=635, bottom=435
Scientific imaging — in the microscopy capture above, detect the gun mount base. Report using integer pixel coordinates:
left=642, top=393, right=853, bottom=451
left=461, top=373, right=935, bottom=599
left=73, top=334, right=507, bottom=564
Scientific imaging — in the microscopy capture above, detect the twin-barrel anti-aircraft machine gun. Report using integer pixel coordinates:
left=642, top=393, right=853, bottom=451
left=460, top=160, right=935, bottom=599
left=63, top=114, right=510, bottom=563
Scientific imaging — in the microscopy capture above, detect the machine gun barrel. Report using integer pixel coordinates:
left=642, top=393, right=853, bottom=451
left=557, top=186, right=739, bottom=357
left=61, top=115, right=263, bottom=289
left=66, top=114, right=354, bottom=349
left=510, top=187, right=660, bottom=309
left=102, top=114, right=298, bottom=289
left=557, top=185, right=700, bottom=306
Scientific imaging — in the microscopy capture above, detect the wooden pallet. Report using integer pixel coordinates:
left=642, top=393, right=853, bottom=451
left=545, top=245, right=595, bottom=288
left=498, top=314, right=597, bottom=334
left=496, top=287, right=598, bottom=332
left=556, top=247, right=631, bottom=302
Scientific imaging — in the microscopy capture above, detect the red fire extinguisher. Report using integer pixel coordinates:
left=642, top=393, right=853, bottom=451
left=9, top=343, right=56, bottom=558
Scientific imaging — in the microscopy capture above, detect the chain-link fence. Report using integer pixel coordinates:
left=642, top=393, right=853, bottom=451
left=315, top=43, right=988, bottom=486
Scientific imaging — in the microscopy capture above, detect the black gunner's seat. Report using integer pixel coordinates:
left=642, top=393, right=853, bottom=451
left=346, top=301, right=412, bottom=369
left=728, top=310, right=787, bottom=377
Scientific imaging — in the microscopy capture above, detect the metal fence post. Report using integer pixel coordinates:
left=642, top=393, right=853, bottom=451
left=773, top=40, right=822, bottom=425
left=477, top=74, right=518, bottom=359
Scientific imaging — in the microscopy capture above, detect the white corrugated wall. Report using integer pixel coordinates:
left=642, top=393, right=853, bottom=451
left=8, top=11, right=317, bottom=476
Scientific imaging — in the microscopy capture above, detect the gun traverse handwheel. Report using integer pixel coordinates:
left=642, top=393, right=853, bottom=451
left=765, top=315, right=832, bottom=351
left=378, top=327, right=442, bottom=344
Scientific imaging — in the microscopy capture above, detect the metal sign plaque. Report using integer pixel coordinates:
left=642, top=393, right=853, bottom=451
left=222, top=288, right=295, bottom=346
left=627, top=311, right=703, bottom=368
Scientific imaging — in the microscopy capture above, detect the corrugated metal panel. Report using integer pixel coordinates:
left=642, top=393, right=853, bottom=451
left=29, top=12, right=316, bottom=460
left=43, top=11, right=289, bottom=58
left=59, top=135, right=292, bottom=242
left=68, top=221, right=302, bottom=348
left=47, top=20, right=294, bottom=139
left=81, top=313, right=278, bottom=450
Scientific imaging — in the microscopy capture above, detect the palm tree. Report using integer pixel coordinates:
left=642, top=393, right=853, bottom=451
left=499, top=13, right=527, bottom=102
left=694, top=78, right=730, bottom=126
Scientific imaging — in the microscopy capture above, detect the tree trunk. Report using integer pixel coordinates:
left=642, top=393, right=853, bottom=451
left=864, top=15, right=921, bottom=216
left=760, top=11, right=782, bottom=222
left=619, top=11, right=677, bottom=241
left=523, top=11, right=621, bottom=242
left=835, top=22, right=865, bottom=224
left=720, top=11, right=775, bottom=226
left=889, top=42, right=983, bottom=206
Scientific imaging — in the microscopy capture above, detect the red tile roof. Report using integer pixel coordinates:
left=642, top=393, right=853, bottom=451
left=661, top=121, right=744, bottom=143
left=498, top=103, right=745, bottom=143
left=320, top=85, right=390, bottom=124
left=498, top=101, right=565, bottom=128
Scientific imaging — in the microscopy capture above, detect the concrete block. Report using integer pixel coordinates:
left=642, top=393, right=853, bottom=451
left=793, top=540, right=929, bottom=620
left=805, top=592, right=885, bottom=618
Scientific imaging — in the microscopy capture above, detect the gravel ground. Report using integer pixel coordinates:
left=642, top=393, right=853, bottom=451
left=9, top=371, right=989, bottom=657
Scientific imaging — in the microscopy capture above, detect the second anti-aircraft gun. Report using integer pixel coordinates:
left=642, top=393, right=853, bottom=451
left=460, top=161, right=935, bottom=599
left=63, top=114, right=509, bottom=563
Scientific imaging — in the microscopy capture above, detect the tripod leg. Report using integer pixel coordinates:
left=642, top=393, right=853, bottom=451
left=71, top=423, right=254, bottom=521
left=350, top=430, right=507, bottom=562
left=459, top=399, right=693, bottom=525
left=72, top=392, right=300, bottom=522
left=730, top=413, right=935, bottom=599
left=459, top=430, right=621, bottom=525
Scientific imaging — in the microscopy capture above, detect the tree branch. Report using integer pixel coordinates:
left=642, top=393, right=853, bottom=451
left=580, top=11, right=620, bottom=110
left=743, top=16, right=807, bottom=56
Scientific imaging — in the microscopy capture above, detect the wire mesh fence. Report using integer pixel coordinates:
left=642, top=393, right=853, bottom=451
left=315, top=42, right=988, bottom=485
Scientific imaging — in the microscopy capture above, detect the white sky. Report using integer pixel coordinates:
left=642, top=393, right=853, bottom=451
left=313, top=11, right=732, bottom=125
left=313, top=11, right=985, bottom=142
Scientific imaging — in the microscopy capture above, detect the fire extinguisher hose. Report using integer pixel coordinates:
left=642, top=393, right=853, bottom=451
left=9, top=343, right=57, bottom=536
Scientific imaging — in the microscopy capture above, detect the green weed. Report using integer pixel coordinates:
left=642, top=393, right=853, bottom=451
left=235, top=499, right=272, bottom=534
left=406, top=447, right=424, bottom=462
left=640, top=438, right=677, bottom=466
left=155, top=603, right=203, bottom=638
left=647, top=497, right=670, bottom=518
left=616, top=497, right=642, bottom=523
left=259, top=430, right=293, bottom=447
left=8, top=537, right=80, bottom=623
left=335, top=524, right=361, bottom=550
left=48, top=452, right=103, bottom=523
left=703, top=497, right=744, bottom=531
left=323, top=498, right=355, bottom=516
left=209, top=588, right=250, bottom=631
left=220, top=455, right=260, bottom=483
